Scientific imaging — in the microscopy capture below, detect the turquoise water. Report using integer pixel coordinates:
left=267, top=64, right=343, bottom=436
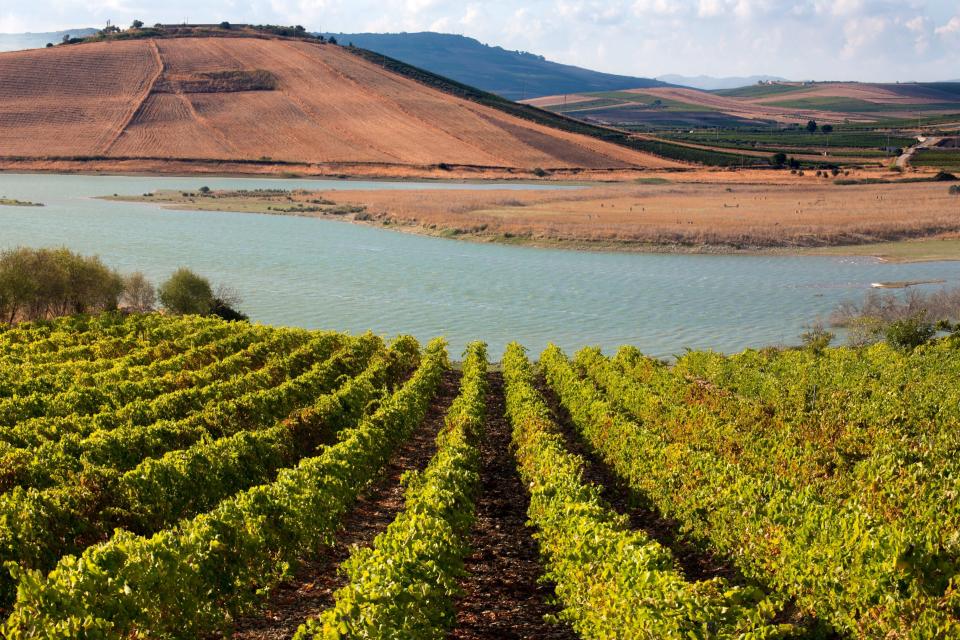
left=3, top=173, right=960, bottom=358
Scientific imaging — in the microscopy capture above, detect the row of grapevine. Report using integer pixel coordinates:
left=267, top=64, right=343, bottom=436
left=0, top=323, right=287, bottom=428
left=295, top=341, right=489, bottom=638
left=0, top=315, right=234, bottom=398
left=2, top=338, right=449, bottom=638
left=0, top=336, right=416, bottom=608
left=0, top=325, right=286, bottom=448
left=542, top=344, right=960, bottom=638
left=0, top=313, right=187, bottom=357
left=671, top=344, right=960, bottom=572
left=502, top=344, right=792, bottom=639
left=0, top=331, right=361, bottom=493
left=0, top=314, right=222, bottom=366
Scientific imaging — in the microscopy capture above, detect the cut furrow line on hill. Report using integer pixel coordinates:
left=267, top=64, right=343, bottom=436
left=449, top=372, right=576, bottom=640
left=220, top=369, right=462, bottom=640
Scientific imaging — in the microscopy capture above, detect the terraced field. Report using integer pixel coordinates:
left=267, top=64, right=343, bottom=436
left=1, top=311, right=959, bottom=638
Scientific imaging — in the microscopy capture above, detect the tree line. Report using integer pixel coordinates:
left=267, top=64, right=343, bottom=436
left=0, top=247, right=245, bottom=324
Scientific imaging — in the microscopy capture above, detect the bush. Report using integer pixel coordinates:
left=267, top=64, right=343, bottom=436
left=933, top=171, right=957, bottom=182
left=210, top=285, right=248, bottom=321
left=0, top=247, right=123, bottom=323
left=120, top=272, right=156, bottom=313
left=158, top=268, right=214, bottom=315
left=884, top=313, right=935, bottom=351
left=950, top=184, right=960, bottom=195
left=800, top=323, right=834, bottom=353
left=770, top=152, right=787, bottom=168
left=158, top=269, right=247, bottom=320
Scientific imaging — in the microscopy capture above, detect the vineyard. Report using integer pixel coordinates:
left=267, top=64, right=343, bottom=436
left=0, top=312, right=959, bottom=638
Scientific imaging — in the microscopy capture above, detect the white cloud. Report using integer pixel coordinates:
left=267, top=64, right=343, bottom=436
left=935, top=15, right=960, bottom=36
left=3, top=0, right=958, bottom=82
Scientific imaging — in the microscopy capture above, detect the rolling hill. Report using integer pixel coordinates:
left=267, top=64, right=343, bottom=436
left=656, top=74, right=789, bottom=90
left=0, top=31, right=679, bottom=177
left=528, top=81, right=960, bottom=129
left=323, top=32, right=667, bottom=100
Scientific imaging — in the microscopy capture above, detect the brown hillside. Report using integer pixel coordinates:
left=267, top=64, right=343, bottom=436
left=0, top=37, right=678, bottom=174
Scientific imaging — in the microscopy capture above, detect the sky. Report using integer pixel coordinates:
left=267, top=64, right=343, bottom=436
left=1, top=0, right=959, bottom=81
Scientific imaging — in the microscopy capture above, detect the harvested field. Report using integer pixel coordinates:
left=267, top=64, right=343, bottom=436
left=0, top=40, right=160, bottom=156
left=0, top=36, right=678, bottom=175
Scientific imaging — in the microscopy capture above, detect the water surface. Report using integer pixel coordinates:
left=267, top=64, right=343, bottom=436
left=3, top=173, right=960, bottom=358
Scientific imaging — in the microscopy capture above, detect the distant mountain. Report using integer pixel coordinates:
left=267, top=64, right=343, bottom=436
left=657, top=74, right=790, bottom=91
left=0, top=29, right=97, bottom=52
left=324, top=32, right=667, bottom=100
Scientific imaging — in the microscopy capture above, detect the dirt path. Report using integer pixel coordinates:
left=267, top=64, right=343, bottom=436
left=220, top=369, right=461, bottom=640
left=449, top=372, right=576, bottom=640
left=897, top=135, right=940, bottom=169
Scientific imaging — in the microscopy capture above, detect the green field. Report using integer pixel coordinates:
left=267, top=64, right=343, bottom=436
left=1, top=312, right=960, bottom=637
left=664, top=129, right=916, bottom=150
left=713, top=83, right=813, bottom=98
left=767, top=96, right=959, bottom=113
left=912, top=148, right=960, bottom=171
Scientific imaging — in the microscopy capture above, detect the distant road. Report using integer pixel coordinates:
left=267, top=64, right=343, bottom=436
left=897, top=136, right=942, bottom=169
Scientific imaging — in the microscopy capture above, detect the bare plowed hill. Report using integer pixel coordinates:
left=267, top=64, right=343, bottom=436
left=0, top=37, right=678, bottom=174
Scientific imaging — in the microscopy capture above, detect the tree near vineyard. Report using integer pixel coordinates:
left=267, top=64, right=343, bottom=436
left=120, top=271, right=156, bottom=313
left=0, top=247, right=122, bottom=323
left=158, top=268, right=215, bottom=315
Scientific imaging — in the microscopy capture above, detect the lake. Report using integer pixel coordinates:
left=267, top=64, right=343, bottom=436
left=3, top=173, right=960, bottom=358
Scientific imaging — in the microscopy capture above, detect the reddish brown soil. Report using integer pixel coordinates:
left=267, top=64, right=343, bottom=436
left=219, top=370, right=461, bottom=640
left=0, top=37, right=678, bottom=173
left=450, top=373, right=576, bottom=640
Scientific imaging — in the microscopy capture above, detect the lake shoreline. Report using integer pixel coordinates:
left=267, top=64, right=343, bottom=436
left=101, top=187, right=960, bottom=264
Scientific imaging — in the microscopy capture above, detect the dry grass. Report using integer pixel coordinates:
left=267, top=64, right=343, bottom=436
left=119, top=177, right=960, bottom=252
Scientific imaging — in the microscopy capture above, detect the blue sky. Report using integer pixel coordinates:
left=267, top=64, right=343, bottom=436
left=2, top=0, right=958, bottom=81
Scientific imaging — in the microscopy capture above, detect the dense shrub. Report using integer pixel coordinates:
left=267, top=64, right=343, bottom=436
left=799, top=323, right=834, bottom=353
left=0, top=247, right=122, bottom=323
left=884, top=313, right=936, bottom=351
left=831, top=287, right=960, bottom=347
left=158, top=268, right=215, bottom=315
left=158, top=268, right=247, bottom=320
